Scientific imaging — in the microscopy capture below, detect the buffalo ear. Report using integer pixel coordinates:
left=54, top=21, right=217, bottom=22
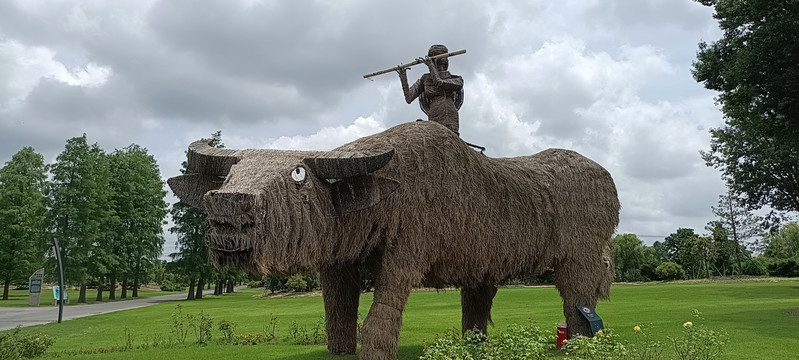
left=330, top=175, right=400, bottom=215
left=167, top=174, right=225, bottom=209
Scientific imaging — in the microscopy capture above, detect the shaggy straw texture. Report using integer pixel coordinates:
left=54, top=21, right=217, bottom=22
left=169, top=120, right=619, bottom=360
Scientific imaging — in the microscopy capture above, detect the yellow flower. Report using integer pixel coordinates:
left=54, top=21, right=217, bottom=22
left=596, top=329, right=603, bottom=335
left=562, top=339, right=568, bottom=344
left=684, top=321, right=693, bottom=328
left=634, top=326, right=641, bottom=332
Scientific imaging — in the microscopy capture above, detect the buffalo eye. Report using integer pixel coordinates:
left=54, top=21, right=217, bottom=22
left=291, top=166, right=307, bottom=182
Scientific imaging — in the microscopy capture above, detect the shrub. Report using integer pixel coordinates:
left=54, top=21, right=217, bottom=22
left=246, top=279, right=264, bottom=288
left=740, top=258, right=768, bottom=276
left=218, top=320, right=237, bottom=344
left=286, top=318, right=325, bottom=345
left=655, top=262, right=685, bottom=281
left=670, top=309, right=728, bottom=360
left=0, top=326, right=54, bottom=360
left=766, top=258, right=799, bottom=277
left=169, top=305, right=192, bottom=344
left=193, top=311, right=214, bottom=345
left=420, top=321, right=548, bottom=360
left=285, top=274, right=308, bottom=292
left=265, top=276, right=287, bottom=293
left=564, top=329, right=627, bottom=360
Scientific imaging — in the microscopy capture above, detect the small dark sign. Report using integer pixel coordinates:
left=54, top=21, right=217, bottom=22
left=576, top=305, right=604, bottom=335
left=30, top=279, right=42, bottom=294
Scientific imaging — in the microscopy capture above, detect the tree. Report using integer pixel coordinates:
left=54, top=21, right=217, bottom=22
left=694, top=0, right=799, bottom=220
left=663, top=228, right=699, bottom=263
left=0, top=148, right=49, bottom=300
left=169, top=131, right=223, bottom=300
left=763, top=222, right=799, bottom=260
left=710, top=191, right=765, bottom=259
left=49, top=135, right=115, bottom=303
left=679, top=236, right=716, bottom=279
left=612, top=234, right=656, bottom=282
left=108, top=145, right=168, bottom=298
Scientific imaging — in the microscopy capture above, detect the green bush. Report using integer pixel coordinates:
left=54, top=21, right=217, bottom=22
left=670, top=309, right=728, bottom=360
left=246, top=279, right=264, bottom=288
left=0, top=327, right=54, bottom=360
left=564, top=329, right=627, bottom=360
left=766, top=258, right=799, bottom=277
left=655, top=262, right=685, bottom=281
left=740, top=258, right=768, bottom=276
left=218, top=320, right=237, bottom=344
left=285, top=274, right=308, bottom=292
left=420, top=322, right=548, bottom=360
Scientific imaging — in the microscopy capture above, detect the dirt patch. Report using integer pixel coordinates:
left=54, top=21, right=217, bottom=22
left=786, top=310, right=799, bottom=318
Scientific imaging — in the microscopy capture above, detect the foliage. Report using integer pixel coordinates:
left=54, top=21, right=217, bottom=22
left=193, top=311, right=214, bottom=345
left=710, top=192, right=764, bottom=255
left=670, top=309, right=728, bottom=360
left=48, top=135, right=116, bottom=303
left=612, top=234, right=657, bottom=282
left=664, top=228, right=698, bottom=263
left=286, top=318, right=325, bottom=345
left=679, top=236, right=715, bottom=279
left=159, top=278, right=186, bottom=292
left=740, top=258, right=769, bottom=276
left=217, top=319, right=237, bottom=344
left=763, top=222, right=799, bottom=259
left=420, top=322, right=549, bottom=360
left=563, top=329, right=627, bottom=360
left=694, top=0, right=799, bottom=220
left=0, top=326, right=54, bottom=360
left=285, top=274, right=308, bottom=293
left=766, top=257, right=799, bottom=277
left=169, top=304, right=192, bottom=344
left=626, top=325, right=664, bottom=360
left=0, top=147, right=48, bottom=300
left=108, top=145, right=168, bottom=297
left=655, top=262, right=685, bottom=281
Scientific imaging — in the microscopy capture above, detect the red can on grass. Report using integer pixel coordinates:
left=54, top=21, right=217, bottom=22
left=556, top=323, right=568, bottom=349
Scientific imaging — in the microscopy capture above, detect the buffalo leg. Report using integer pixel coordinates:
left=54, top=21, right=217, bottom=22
left=321, top=263, right=361, bottom=355
left=359, top=263, right=418, bottom=360
left=461, top=283, right=498, bottom=334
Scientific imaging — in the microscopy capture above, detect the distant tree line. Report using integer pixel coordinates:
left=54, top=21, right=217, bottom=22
left=612, top=192, right=799, bottom=282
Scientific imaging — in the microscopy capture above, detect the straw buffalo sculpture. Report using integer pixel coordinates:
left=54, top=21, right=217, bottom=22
left=168, top=121, right=619, bottom=360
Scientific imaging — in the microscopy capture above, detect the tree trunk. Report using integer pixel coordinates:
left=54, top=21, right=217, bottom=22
left=78, top=285, right=87, bottom=303
left=187, top=278, right=195, bottom=300
left=121, top=279, right=128, bottom=299
left=2, top=279, right=10, bottom=300
left=96, top=280, right=104, bottom=302
left=195, top=278, right=204, bottom=299
left=132, top=274, right=139, bottom=298
left=226, top=280, right=234, bottom=293
left=109, top=276, right=116, bottom=300
left=214, top=281, right=222, bottom=296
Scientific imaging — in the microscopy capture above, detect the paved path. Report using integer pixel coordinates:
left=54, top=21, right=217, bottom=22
left=0, top=289, right=221, bottom=331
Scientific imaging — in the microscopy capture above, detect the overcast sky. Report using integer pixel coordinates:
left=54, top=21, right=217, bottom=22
left=1, top=0, right=731, bottom=255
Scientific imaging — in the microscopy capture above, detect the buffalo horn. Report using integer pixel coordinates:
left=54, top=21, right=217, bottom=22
left=187, top=139, right=242, bottom=176
left=303, top=146, right=395, bottom=179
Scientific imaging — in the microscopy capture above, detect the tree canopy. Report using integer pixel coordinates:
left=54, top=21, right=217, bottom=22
left=693, top=0, right=799, bottom=218
left=0, top=147, right=48, bottom=300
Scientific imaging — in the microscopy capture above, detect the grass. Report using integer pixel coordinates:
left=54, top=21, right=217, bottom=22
left=5, top=278, right=799, bottom=359
left=0, top=287, right=181, bottom=307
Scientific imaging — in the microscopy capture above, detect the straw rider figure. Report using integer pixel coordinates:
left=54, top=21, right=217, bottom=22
left=397, top=44, right=464, bottom=135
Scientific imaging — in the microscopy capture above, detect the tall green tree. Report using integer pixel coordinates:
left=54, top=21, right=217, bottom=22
left=49, top=135, right=115, bottom=303
left=763, top=222, right=799, bottom=259
left=109, top=145, right=168, bottom=298
left=612, top=234, right=656, bottom=282
left=709, top=191, right=763, bottom=271
left=0, top=147, right=49, bottom=300
left=169, top=131, right=223, bottom=300
left=664, top=228, right=699, bottom=263
left=694, top=0, right=799, bottom=220
left=680, top=235, right=716, bottom=279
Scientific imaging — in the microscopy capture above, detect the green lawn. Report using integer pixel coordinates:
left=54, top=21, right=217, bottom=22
left=6, top=278, right=799, bottom=359
left=0, top=288, right=181, bottom=307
